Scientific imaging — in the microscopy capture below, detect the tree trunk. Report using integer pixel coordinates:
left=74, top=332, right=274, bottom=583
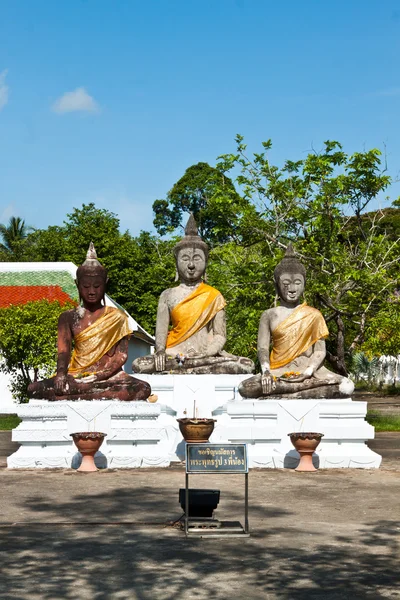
left=326, top=315, right=348, bottom=376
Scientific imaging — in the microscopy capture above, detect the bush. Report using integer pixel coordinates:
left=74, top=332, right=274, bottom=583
left=0, top=300, right=75, bottom=402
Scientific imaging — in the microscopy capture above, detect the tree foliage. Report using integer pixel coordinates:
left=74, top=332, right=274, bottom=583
left=152, top=162, right=257, bottom=245
left=22, top=203, right=176, bottom=335
left=0, top=300, right=75, bottom=401
left=2, top=137, right=399, bottom=379
left=216, top=136, right=399, bottom=372
left=362, top=298, right=400, bottom=358
left=0, top=216, right=33, bottom=260
left=350, top=352, right=381, bottom=384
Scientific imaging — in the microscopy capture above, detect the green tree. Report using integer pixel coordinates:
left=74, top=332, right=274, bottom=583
left=362, top=297, right=400, bottom=358
left=0, top=216, right=33, bottom=260
left=207, top=241, right=275, bottom=363
left=25, top=205, right=177, bottom=336
left=216, top=136, right=398, bottom=373
left=0, top=300, right=75, bottom=402
left=350, top=352, right=381, bottom=384
left=153, top=162, right=257, bottom=245
left=24, top=203, right=122, bottom=266
left=106, top=231, right=176, bottom=334
left=24, top=226, right=69, bottom=262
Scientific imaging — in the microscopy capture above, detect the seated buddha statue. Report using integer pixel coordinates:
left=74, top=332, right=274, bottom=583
left=239, top=245, right=354, bottom=399
left=28, top=244, right=151, bottom=401
left=132, top=215, right=254, bottom=375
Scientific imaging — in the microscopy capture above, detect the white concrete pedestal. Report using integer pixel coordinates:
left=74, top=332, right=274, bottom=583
left=212, top=399, right=382, bottom=468
left=7, top=374, right=381, bottom=469
left=7, top=400, right=177, bottom=469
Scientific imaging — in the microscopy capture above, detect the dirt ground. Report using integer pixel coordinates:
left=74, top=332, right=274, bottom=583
left=0, top=459, right=399, bottom=600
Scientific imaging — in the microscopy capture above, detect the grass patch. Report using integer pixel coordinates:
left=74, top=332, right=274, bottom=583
left=355, top=382, right=400, bottom=396
left=0, top=415, right=21, bottom=430
left=366, top=411, right=400, bottom=432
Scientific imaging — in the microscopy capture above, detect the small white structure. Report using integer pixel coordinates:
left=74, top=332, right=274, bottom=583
left=0, top=262, right=154, bottom=413
left=8, top=374, right=381, bottom=470
left=379, top=355, right=400, bottom=385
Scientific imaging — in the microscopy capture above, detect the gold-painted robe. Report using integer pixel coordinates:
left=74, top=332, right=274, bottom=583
left=270, top=303, right=329, bottom=370
left=166, top=282, right=226, bottom=349
left=68, top=306, right=132, bottom=377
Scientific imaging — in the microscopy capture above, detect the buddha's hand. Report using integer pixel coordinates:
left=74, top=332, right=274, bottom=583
left=54, top=374, right=69, bottom=395
left=286, top=366, right=314, bottom=383
left=261, top=372, right=276, bottom=395
left=154, top=350, right=166, bottom=372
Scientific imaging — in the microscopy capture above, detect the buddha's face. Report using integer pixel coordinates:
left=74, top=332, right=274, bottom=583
left=176, top=246, right=206, bottom=284
left=277, top=272, right=305, bottom=304
left=77, top=274, right=106, bottom=307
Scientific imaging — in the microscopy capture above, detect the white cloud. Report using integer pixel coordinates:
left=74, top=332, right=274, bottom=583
left=0, top=69, right=9, bottom=111
left=52, top=87, right=100, bottom=114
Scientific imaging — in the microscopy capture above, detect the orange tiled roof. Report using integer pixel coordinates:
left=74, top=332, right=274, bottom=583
left=0, top=285, right=75, bottom=308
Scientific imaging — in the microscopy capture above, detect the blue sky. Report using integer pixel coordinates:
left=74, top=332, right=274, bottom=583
left=1, top=0, right=400, bottom=236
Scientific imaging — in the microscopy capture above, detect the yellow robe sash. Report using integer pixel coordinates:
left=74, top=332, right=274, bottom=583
left=270, top=303, right=329, bottom=370
left=166, top=282, right=226, bottom=349
left=68, top=306, right=132, bottom=376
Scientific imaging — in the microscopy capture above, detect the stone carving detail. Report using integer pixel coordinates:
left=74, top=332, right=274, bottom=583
left=132, top=215, right=254, bottom=375
left=239, top=245, right=355, bottom=400
left=17, top=405, right=68, bottom=419
left=111, top=404, right=161, bottom=418
left=13, top=430, right=70, bottom=442
left=27, top=243, right=151, bottom=402
left=108, top=428, right=167, bottom=441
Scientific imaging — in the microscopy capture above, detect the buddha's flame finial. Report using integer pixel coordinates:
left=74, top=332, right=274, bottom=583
left=274, top=241, right=306, bottom=282
left=285, top=242, right=295, bottom=258
left=76, top=242, right=107, bottom=282
left=86, top=241, right=98, bottom=261
left=184, top=213, right=198, bottom=237
left=173, top=213, right=209, bottom=259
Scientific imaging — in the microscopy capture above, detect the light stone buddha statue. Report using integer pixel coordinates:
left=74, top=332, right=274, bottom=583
left=132, top=215, right=255, bottom=375
left=238, top=245, right=354, bottom=399
left=28, top=243, right=151, bottom=401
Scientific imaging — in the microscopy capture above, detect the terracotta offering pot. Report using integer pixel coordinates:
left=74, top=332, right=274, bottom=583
left=177, top=418, right=216, bottom=443
left=70, top=432, right=107, bottom=472
left=288, top=432, right=324, bottom=472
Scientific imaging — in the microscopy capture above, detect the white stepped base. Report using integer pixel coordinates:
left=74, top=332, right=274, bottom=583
left=212, top=398, right=382, bottom=469
left=7, top=375, right=381, bottom=469
left=7, top=400, right=177, bottom=469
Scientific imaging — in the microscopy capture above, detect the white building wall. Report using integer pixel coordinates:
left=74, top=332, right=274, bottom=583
left=0, top=372, right=18, bottom=414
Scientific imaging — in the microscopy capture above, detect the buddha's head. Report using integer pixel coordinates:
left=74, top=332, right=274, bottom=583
left=173, top=214, right=208, bottom=285
left=274, top=244, right=306, bottom=305
left=76, top=243, right=108, bottom=307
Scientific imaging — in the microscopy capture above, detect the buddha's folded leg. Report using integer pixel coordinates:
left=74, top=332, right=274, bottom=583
left=239, top=375, right=341, bottom=399
left=72, top=373, right=151, bottom=401
left=238, top=374, right=263, bottom=398
left=31, top=370, right=151, bottom=401
left=28, top=378, right=57, bottom=400
left=28, top=375, right=80, bottom=400
left=132, top=355, right=155, bottom=374
left=159, top=355, right=253, bottom=374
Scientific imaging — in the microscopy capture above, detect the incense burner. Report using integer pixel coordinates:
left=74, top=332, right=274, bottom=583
left=177, top=418, right=216, bottom=443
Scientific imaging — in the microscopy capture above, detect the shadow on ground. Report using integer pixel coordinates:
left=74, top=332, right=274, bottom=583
left=0, top=482, right=399, bottom=600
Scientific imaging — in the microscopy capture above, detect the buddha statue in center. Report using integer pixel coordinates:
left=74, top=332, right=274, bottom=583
left=28, top=244, right=151, bottom=401
left=238, top=245, right=354, bottom=399
left=132, top=215, right=254, bottom=375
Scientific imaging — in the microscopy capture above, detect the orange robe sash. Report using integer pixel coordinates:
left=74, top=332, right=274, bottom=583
left=270, top=303, right=329, bottom=370
left=166, top=282, right=226, bottom=349
left=68, top=306, right=132, bottom=376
